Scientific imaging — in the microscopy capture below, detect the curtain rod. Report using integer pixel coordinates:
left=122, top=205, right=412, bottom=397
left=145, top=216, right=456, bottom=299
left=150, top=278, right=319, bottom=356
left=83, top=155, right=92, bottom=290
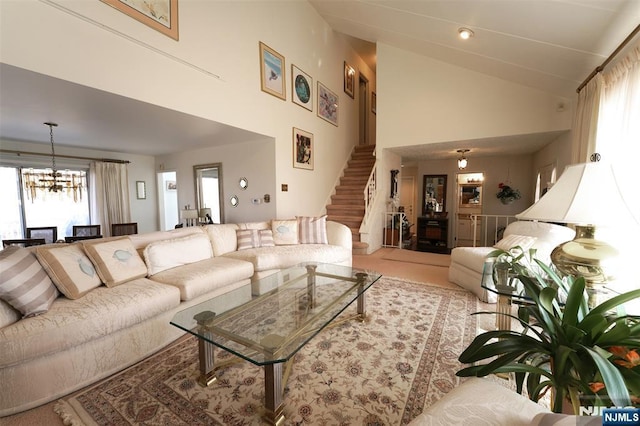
left=577, top=24, right=640, bottom=93
left=0, top=149, right=130, bottom=164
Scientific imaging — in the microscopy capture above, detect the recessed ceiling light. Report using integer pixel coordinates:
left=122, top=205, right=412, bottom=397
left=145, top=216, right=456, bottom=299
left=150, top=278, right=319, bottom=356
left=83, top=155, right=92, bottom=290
left=458, top=27, right=474, bottom=40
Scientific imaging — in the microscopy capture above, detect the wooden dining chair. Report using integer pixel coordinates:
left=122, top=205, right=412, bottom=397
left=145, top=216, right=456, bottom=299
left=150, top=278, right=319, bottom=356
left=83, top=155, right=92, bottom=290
left=72, top=225, right=101, bottom=237
left=65, top=235, right=103, bottom=243
left=2, top=238, right=46, bottom=248
left=111, top=222, right=138, bottom=236
left=26, top=226, right=58, bottom=244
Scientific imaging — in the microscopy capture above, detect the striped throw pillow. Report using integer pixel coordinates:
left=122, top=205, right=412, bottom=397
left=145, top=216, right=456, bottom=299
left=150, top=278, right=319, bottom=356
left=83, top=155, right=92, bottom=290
left=297, top=215, right=328, bottom=244
left=0, top=246, right=59, bottom=317
left=236, top=229, right=261, bottom=250
left=259, top=230, right=275, bottom=247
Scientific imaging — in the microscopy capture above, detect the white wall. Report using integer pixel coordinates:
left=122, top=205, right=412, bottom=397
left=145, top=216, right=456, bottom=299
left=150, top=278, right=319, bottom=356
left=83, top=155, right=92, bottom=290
left=1, top=0, right=376, bottom=221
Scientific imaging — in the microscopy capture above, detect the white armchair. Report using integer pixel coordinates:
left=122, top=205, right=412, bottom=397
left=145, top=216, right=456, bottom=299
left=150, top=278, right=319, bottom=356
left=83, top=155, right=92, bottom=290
left=448, top=221, right=576, bottom=302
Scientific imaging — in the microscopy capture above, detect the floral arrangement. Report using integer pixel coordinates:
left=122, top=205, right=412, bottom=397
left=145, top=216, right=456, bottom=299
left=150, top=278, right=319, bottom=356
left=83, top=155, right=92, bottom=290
left=496, top=182, right=521, bottom=204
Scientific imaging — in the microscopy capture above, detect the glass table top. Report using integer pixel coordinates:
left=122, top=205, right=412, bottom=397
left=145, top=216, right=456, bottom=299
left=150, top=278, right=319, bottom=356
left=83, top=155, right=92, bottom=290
left=170, top=262, right=381, bottom=366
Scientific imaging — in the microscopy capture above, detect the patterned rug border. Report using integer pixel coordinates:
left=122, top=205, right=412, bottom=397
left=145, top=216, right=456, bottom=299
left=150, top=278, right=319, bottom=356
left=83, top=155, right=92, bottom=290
left=54, top=276, right=479, bottom=426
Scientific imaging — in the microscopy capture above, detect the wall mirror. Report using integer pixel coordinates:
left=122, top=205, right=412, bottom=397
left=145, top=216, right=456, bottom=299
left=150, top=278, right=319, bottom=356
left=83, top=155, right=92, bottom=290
left=194, top=163, right=224, bottom=223
left=239, top=177, right=248, bottom=190
left=459, top=183, right=482, bottom=207
left=422, top=174, right=447, bottom=216
left=230, top=195, right=239, bottom=207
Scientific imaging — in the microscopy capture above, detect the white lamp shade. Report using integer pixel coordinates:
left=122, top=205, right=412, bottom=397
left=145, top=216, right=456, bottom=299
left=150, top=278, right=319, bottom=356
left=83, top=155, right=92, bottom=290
left=516, top=162, right=639, bottom=227
left=180, top=209, right=198, bottom=220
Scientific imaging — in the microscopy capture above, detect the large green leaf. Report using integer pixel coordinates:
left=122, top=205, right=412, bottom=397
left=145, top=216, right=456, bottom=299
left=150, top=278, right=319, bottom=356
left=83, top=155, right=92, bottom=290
left=587, top=289, right=640, bottom=319
left=561, top=278, right=586, bottom=327
left=582, top=346, right=631, bottom=407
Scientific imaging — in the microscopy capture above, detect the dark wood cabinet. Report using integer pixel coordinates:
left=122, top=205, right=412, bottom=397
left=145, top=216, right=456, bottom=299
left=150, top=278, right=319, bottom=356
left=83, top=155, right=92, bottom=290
left=417, top=217, right=449, bottom=253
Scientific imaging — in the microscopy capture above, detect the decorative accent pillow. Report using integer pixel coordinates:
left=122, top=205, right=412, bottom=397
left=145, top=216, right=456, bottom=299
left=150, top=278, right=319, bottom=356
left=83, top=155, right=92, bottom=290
left=236, top=229, right=261, bottom=250
left=0, top=246, right=59, bottom=317
left=259, top=230, right=275, bottom=247
left=236, top=229, right=276, bottom=250
left=494, top=234, right=537, bottom=251
left=143, top=233, right=213, bottom=276
left=35, top=244, right=101, bottom=299
left=297, top=215, right=328, bottom=244
left=271, top=219, right=299, bottom=245
left=82, top=237, right=148, bottom=287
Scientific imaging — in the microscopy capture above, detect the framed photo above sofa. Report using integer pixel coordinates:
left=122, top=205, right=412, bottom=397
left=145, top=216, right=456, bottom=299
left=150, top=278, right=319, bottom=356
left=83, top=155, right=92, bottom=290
left=293, top=127, right=313, bottom=170
left=291, top=65, right=312, bottom=111
left=344, top=61, right=355, bottom=98
left=259, top=42, right=286, bottom=100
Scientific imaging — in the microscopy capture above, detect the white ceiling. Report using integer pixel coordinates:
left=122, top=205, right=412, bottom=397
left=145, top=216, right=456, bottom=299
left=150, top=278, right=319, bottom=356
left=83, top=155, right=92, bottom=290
left=1, top=1, right=638, bottom=160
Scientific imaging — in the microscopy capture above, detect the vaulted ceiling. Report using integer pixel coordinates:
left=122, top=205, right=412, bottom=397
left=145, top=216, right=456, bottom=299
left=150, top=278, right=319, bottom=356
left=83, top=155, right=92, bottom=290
left=1, top=1, right=638, bottom=158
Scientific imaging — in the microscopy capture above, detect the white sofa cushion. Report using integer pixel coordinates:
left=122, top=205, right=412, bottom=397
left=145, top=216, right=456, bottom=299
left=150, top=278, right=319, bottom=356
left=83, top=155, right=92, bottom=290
left=0, top=246, right=59, bottom=317
left=494, top=234, right=537, bottom=251
left=0, top=299, right=20, bottom=328
left=0, top=278, right=180, bottom=366
left=223, top=244, right=351, bottom=272
left=205, top=223, right=239, bottom=256
left=35, top=244, right=102, bottom=300
left=143, top=233, right=213, bottom=275
left=408, top=377, right=549, bottom=425
left=82, top=237, right=148, bottom=287
left=149, top=257, right=254, bottom=301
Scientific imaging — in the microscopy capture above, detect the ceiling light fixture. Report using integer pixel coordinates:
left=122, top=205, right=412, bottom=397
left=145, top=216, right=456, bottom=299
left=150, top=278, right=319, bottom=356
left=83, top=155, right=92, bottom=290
left=457, top=149, right=469, bottom=170
left=458, top=27, right=474, bottom=40
left=22, top=122, right=87, bottom=202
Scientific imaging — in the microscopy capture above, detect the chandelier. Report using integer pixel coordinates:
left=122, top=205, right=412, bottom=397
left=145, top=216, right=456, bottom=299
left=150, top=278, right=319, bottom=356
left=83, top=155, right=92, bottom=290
left=22, top=123, right=87, bottom=202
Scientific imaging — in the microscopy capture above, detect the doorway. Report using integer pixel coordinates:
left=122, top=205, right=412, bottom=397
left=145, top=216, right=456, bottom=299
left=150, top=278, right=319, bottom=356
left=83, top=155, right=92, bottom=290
left=358, top=74, right=369, bottom=145
left=157, top=171, right=178, bottom=231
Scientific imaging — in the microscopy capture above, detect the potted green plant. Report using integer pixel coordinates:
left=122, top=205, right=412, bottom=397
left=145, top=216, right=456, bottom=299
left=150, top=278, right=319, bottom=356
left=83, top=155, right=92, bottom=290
left=457, top=247, right=640, bottom=414
left=496, top=183, right=521, bottom=204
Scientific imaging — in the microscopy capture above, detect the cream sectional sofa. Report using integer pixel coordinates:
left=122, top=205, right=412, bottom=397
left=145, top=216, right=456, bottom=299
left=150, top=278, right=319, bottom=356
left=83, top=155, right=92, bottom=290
left=448, top=221, right=576, bottom=302
left=0, top=218, right=352, bottom=416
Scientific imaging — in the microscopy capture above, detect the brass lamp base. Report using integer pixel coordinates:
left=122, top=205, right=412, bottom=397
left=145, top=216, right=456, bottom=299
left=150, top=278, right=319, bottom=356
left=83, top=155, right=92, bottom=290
left=551, top=225, right=619, bottom=307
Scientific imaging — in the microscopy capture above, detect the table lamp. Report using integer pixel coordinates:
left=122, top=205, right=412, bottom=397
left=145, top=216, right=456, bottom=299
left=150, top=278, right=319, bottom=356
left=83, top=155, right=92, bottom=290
left=516, top=162, right=639, bottom=296
left=180, top=209, right=198, bottom=227
left=199, top=208, right=212, bottom=224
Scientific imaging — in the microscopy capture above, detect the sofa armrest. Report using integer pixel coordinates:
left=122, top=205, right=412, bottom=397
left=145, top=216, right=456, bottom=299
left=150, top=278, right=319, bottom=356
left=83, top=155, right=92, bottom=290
left=326, top=221, right=352, bottom=250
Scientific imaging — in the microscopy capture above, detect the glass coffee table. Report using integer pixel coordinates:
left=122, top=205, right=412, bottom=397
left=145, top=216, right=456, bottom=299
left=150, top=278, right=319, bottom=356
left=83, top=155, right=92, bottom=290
left=170, top=262, right=381, bottom=425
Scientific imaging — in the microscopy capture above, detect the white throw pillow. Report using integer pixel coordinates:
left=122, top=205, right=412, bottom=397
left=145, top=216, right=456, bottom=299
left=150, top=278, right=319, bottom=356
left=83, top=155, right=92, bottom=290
left=35, top=244, right=101, bottom=300
left=82, top=237, right=148, bottom=287
left=271, top=219, right=299, bottom=245
left=143, top=233, right=213, bottom=275
left=494, top=234, right=537, bottom=251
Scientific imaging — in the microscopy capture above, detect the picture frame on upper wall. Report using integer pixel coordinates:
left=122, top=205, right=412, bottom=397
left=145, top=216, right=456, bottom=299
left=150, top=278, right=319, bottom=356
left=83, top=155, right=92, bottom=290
left=100, top=0, right=179, bottom=40
left=317, top=82, right=338, bottom=126
left=259, top=42, right=286, bottom=100
left=344, top=61, right=355, bottom=98
left=293, top=127, right=314, bottom=170
left=291, top=65, right=313, bottom=111
left=372, top=92, right=377, bottom=114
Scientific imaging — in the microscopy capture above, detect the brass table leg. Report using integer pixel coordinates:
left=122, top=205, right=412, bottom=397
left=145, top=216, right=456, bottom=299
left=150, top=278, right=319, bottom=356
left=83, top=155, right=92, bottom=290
left=355, top=272, right=368, bottom=321
left=496, top=294, right=512, bottom=331
left=264, top=362, right=285, bottom=426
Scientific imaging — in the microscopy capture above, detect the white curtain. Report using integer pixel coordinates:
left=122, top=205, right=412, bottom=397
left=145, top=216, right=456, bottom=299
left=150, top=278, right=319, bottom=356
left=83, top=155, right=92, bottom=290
left=90, top=162, right=131, bottom=236
left=595, top=44, right=640, bottom=163
left=572, top=74, right=603, bottom=163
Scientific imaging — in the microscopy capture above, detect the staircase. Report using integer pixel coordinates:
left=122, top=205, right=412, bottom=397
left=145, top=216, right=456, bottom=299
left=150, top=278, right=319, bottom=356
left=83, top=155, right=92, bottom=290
left=326, top=144, right=375, bottom=255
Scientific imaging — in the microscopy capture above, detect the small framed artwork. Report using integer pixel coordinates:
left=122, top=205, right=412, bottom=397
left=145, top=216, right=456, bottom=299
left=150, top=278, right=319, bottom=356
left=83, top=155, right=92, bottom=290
left=136, top=181, right=146, bottom=199
left=166, top=181, right=177, bottom=191
left=259, top=42, right=286, bottom=100
left=372, top=92, right=377, bottom=114
left=100, top=0, right=179, bottom=40
left=293, top=127, right=314, bottom=170
left=291, top=65, right=313, bottom=111
left=317, top=82, right=338, bottom=126
left=344, top=61, right=355, bottom=99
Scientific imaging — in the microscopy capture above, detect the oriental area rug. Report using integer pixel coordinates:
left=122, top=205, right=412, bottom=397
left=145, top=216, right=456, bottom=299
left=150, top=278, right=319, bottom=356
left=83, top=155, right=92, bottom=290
left=55, top=276, right=478, bottom=425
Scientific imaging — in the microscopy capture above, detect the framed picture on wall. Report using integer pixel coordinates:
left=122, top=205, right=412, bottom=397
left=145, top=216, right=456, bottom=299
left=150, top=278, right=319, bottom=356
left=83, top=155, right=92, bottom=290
left=344, top=61, right=355, bottom=98
left=166, top=181, right=177, bottom=191
left=317, top=81, right=338, bottom=126
left=100, top=0, right=179, bottom=40
left=291, top=65, right=313, bottom=111
left=293, top=127, right=314, bottom=170
left=259, top=42, right=286, bottom=100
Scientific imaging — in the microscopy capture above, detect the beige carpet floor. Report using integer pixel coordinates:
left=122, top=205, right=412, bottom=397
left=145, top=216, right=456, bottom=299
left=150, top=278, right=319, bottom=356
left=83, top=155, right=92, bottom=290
left=2, top=248, right=494, bottom=426
left=381, top=249, right=451, bottom=267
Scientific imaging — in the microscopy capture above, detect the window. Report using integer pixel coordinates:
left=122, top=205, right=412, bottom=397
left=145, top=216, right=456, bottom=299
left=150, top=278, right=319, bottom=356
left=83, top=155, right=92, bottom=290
left=0, top=166, right=90, bottom=242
